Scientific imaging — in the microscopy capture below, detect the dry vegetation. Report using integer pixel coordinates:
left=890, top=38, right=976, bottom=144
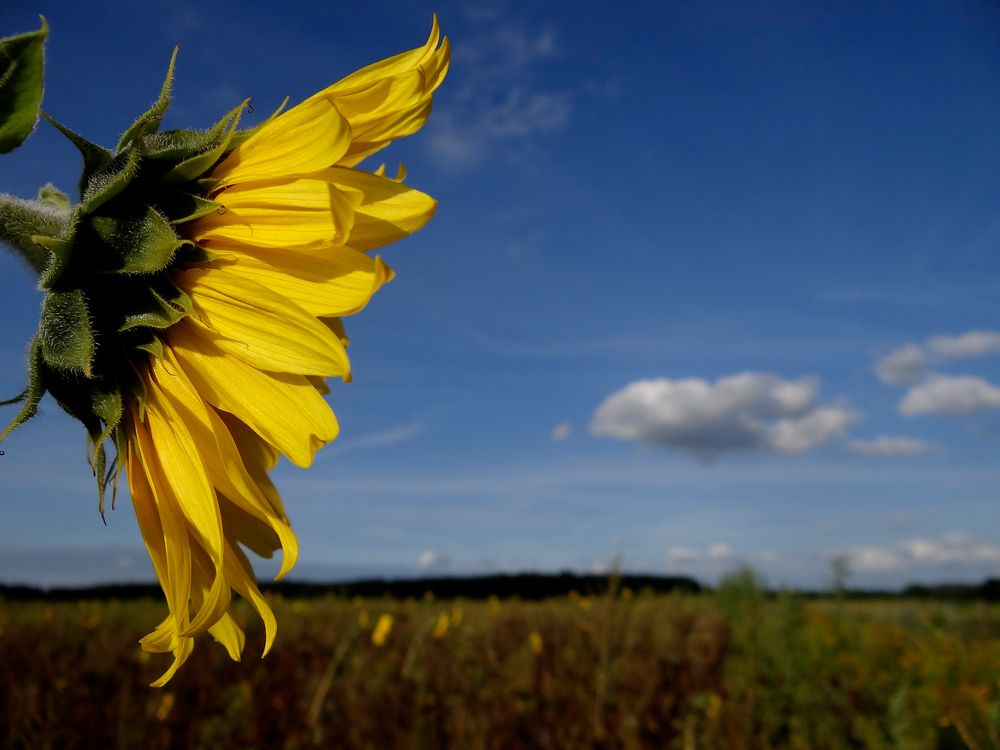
left=2, top=575, right=999, bottom=749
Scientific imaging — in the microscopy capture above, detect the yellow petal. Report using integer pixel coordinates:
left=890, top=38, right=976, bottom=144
left=326, top=167, right=436, bottom=251
left=153, top=344, right=298, bottom=578
left=129, top=405, right=193, bottom=636
left=176, top=267, right=350, bottom=377
left=212, top=95, right=351, bottom=186
left=218, top=412, right=286, bottom=517
left=125, top=435, right=168, bottom=591
left=185, top=541, right=233, bottom=638
left=189, top=177, right=358, bottom=249
left=204, top=245, right=393, bottom=317
left=208, top=612, right=246, bottom=662
left=145, top=359, right=226, bottom=567
left=167, top=322, right=340, bottom=467
left=315, top=17, right=450, bottom=166
left=225, top=541, right=278, bottom=656
left=150, top=637, right=194, bottom=688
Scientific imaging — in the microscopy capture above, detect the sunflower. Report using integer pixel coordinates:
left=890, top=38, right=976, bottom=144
left=0, top=19, right=448, bottom=685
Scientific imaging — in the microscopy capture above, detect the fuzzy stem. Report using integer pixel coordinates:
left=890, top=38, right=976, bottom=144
left=0, top=193, right=67, bottom=275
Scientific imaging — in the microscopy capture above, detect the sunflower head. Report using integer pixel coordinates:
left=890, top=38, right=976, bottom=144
left=0, top=18, right=448, bottom=684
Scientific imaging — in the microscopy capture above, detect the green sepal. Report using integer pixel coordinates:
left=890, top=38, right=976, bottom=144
left=0, top=192, right=69, bottom=274
left=39, top=288, right=96, bottom=375
left=37, top=182, right=70, bottom=211
left=158, top=191, right=220, bottom=223
left=157, top=100, right=247, bottom=185
left=133, top=331, right=164, bottom=359
left=115, top=47, right=177, bottom=153
left=88, top=203, right=179, bottom=274
left=80, top=148, right=141, bottom=215
left=34, top=229, right=78, bottom=290
left=0, top=17, right=47, bottom=154
left=0, top=337, right=46, bottom=442
left=42, top=114, right=113, bottom=195
left=88, top=388, right=124, bottom=518
left=116, top=279, right=191, bottom=331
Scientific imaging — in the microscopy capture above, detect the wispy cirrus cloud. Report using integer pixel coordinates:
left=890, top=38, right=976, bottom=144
left=846, top=436, right=937, bottom=457
left=426, top=22, right=572, bottom=170
left=324, top=421, right=424, bottom=456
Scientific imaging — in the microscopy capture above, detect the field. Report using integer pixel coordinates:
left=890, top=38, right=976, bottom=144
left=2, top=578, right=999, bottom=749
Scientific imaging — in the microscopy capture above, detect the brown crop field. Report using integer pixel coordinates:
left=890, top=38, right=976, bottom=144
left=2, top=580, right=999, bottom=749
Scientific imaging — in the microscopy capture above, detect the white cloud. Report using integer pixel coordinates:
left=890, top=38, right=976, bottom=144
left=874, top=344, right=930, bottom=386
left=927, top=331, right=1000, bottom=358
left=590, top=373, right=858, bottom=459
left=875, top=330, right=1000, bottom=385
left=898, top=374, right=1000, bottom=416
left=417, top=550, right=451, bottom=572
left=550, top=422, right=572, bottom=442
left=326, top=422, right=423, bottom=455
left=666, top=542, right=738, bottom=568
left=844, top=533, right=1000, bottom=573
left=847, top=436, right=937, bottom=457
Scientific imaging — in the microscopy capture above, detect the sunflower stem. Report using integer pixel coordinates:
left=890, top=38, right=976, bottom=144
left=0, top=192, right=68, bottom=276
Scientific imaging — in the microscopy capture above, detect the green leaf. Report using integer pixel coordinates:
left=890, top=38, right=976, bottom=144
left=0, top=17, right=47, bottom=154
left=88, top=204, right=179, bottom=274
left=0, top=337, right=46, bottom=441
left=39, top=288, right=96, bottom=375
left=116, top=47, right=178, bottom=152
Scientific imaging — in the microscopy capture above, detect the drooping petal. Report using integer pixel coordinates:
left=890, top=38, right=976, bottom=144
left=208, top=612, right=246, bottom=662
left=153, top=343, right=299, bottom=578
left=167, top=322, right=340, bottom=467
left=225, top=540, right=278, bottom=656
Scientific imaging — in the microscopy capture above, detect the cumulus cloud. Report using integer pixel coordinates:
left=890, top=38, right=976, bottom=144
left=843, top=533, right=1000, bottom=573
left=550, top=422, right=572, bottom=442
left=898, top=374, right=1000, bottom=416
left=846, top=436, right=937, bottom=457
left=590, top=373, right=858, bottom=459
left=874, top=344, right=930, bottom=386
left=874, top=330, right=1000, bottom=385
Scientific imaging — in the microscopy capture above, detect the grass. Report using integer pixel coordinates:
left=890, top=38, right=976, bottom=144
left=1, top=580, right=999, bottom=749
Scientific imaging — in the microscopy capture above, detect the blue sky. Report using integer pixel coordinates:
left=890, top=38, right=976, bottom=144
left=1, top=0, right=999, bottom=589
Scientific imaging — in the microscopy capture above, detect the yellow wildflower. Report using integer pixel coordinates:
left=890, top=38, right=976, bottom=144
left=371, top=613, right=394, bottom=647
left=529, top=631, right=543, bottom=655
left=431, top=611, right=450, bottom=639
